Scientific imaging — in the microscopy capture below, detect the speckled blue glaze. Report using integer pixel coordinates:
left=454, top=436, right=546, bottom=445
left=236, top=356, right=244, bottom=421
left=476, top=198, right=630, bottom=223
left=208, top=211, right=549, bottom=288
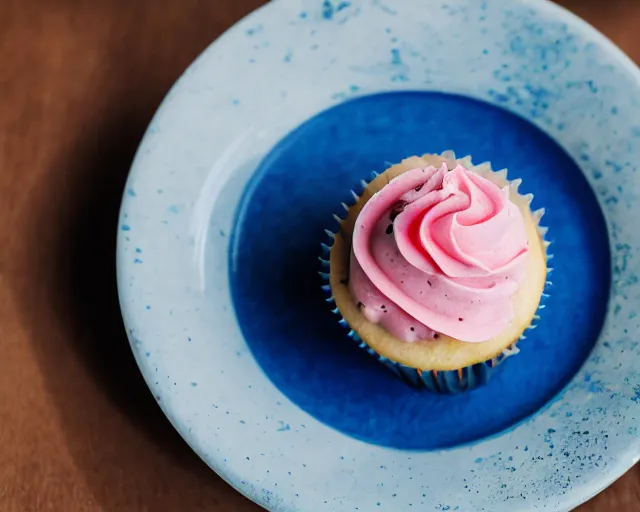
left=117, top=0, right=640, bottom=510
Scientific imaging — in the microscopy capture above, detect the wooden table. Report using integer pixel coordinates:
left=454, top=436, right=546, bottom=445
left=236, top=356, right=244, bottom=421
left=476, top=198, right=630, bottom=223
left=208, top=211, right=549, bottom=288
left=1, top=1, right=639, bottom=510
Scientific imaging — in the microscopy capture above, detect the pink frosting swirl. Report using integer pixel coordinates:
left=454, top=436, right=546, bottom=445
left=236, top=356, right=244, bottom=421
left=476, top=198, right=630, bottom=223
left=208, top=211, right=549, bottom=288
left=349, top=163, right=529, bottom=343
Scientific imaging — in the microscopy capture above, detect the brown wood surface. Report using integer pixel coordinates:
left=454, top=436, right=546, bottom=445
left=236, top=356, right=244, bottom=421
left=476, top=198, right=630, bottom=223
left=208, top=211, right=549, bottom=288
left=1, top=0, right=639, bottom=510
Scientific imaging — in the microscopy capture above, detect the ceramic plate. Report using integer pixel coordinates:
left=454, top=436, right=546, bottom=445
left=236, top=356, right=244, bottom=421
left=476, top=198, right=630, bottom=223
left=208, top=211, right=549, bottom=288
left=117, top=0, right=640, bottom=510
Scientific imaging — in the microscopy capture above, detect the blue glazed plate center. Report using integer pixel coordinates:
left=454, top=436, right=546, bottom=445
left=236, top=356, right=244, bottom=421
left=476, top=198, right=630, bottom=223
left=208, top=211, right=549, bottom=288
left=229, top=92, right=610, bottom=450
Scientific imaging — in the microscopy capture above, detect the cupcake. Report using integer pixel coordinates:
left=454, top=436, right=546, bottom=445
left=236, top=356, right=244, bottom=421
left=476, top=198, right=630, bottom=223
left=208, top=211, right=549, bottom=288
left=321, top=151, right=549, bottom=393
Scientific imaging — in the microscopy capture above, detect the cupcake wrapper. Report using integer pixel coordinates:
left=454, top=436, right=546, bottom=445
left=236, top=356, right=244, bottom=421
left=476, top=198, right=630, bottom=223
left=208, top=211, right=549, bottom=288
left=319, top=151, right=552, bottom=393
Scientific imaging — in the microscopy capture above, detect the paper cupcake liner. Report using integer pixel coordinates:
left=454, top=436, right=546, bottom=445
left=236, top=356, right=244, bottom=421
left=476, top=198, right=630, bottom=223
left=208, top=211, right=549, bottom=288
left=319, top=150, right=552, bottom=393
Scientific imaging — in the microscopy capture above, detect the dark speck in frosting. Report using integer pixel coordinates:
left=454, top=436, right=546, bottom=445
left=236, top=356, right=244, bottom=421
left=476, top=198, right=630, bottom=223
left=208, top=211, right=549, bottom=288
left=389, top=200, right=407, bottom=222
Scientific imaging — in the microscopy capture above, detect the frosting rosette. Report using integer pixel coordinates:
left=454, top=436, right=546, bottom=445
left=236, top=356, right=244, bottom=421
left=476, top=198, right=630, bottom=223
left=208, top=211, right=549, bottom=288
left=349, top=163, right=529, bottom=342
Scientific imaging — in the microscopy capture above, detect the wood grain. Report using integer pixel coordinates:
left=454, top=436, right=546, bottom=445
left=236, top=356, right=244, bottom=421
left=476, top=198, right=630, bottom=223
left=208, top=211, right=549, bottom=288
left=0, top=1, right=638, bottom=510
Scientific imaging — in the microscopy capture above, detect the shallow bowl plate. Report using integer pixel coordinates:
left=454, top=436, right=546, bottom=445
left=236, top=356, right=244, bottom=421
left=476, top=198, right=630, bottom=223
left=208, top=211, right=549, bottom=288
left=117, top=0, right=640, bottom=510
